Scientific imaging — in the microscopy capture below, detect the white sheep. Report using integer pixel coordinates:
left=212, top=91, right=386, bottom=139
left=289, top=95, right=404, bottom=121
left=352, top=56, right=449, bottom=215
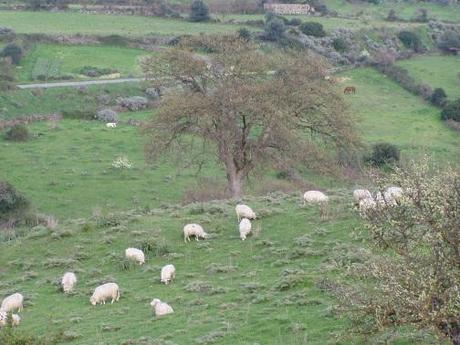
left=358, top=197, right=377, bottom=215
left=90, top=283, right=120, bottom=306
left=61, top=272, right=77, bottom=294
left=106, top=122, right=117, bottom=128
left=183, top=223, right=208, bottom=242
left=150, top=298, right=174, bottom=317
left=353, top=189, right=372, bottom=203
left=239, top=218, right=252, bottom=241
left=235, top=204, right=256, bottom=222
left=0, top=312, right=21, bottom=327
left=125, top=248, right=145, bottom=265
left=161, top=264, right=176, bottom=285
left=0, top=293, right=23, bottom=313
left=303, top=190, right=329, bottom=205
left=376, top=186, right=403, bottom=206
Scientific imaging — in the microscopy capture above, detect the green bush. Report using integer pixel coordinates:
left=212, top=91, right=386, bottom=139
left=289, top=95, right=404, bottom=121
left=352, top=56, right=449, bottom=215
left=332, top=38, right=348, bottom=52
left=441, top=98, right=460, bottom=122
left=79, top=66, right=118, bottom=77
left=263, top=13, right=286, bottom=42
left=62, top=109, right=95, bottom=120
left=430, top=88, right=447, bottom=107
left=237, top=28, right=251, bottom=41
left=397, top=31, right=423, bottom=52
left=5, top=125, right=29, bottom=142
left=189, top=0, right=210, bottom=22
left=0, top=43, right=23, bottom=65
left=386, top=9, right=398, bottom=21
left=299, top=22, right=326, bottom=37
left=98, top=34, right=129, bottom=47
left=0, top=59, right=15, bottom=91
left=0, top=316, right=62, bottom=344
left=437, top=31, right=460, bottom=53
left=288, top=18, right=302, bottom=26
left=367, top=143, right=400, bottom=167
left=0, top=181, right=29, bottom=223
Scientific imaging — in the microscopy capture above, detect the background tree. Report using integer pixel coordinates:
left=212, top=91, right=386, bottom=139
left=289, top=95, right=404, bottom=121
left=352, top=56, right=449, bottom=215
left=430, top=87, right=447, bottom=106
left=142, top=36, right=358, bottom=197
left=189, top=0, right=210, bottom=22
left=331, top=159, right=460, bottom=344
left=0, top=43, right=23, bottom=65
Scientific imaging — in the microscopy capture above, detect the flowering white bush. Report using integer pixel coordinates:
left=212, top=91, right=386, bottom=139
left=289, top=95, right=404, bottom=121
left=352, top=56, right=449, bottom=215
left=112, top=156, right=132, bottom=169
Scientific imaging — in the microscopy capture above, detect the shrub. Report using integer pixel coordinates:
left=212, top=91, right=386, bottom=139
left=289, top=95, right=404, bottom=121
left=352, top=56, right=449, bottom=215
left=437, top=31, right=460, bottom=53
left=79, top=66, right=118, bottom=78
left=98, top=34, right=129, bottom=47
left=367, top=143, right=400, bottom=167
left=386, top=9, right=398, bottom=21
left=0, top=59, right=15, bottom=91
left=189, top=0, right=210, bottom=22
left=332, top=38, right=348, bottom=52
left=112, top=156, right=133, bottom=169
left=0, top=181, right=29, bottom=223
left=0, top=43, right=23, bottom=65
left=412, top=8, right=428, bottom=22
left=397, top=31, right=423, bottom=52
left=441, top=98, right=460, bottom=122
left=299, top=22, right=326, bottom=37
left=263, top=13, right=286, bottom=42
left=116, top=96, right=148, bottom=111
left=288, top=18, right=302, bottom=26
left=5, top=125, right=29, bottom=142
left=237, top=28, right=251, bottom=41
left=430, top=88, right=447, bottom=107
left=62, top=109, right=94, bottom=120
left=95, top=109, right=118, bottom=122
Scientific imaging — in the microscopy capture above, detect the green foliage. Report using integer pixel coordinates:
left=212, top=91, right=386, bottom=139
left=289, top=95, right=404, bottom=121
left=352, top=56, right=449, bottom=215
left=189, top=0, right=210, bottom=22
left=386, top=9, right=399, bottom=21
left=437, top=31, right=460, bottom=53
left=0, top=59, right=15, bottom=91
left=430, top=87, right=447, bottom=107
left=237, top=28, right=251, bottom=41
left=332, top=38, right=348, bottom=52
left=98, top=34, right=129, bottom=47
left=397, top=31, right=423, bottom=52
left=263, top=12, right=286, bottom=42
left=31, top=58, right=62, bottom=81
left=79, top=66, right=118, bottom=77
left=367, top=142, right=400, bottom=167
left=4, top=125, right=29, bottom=142
left=0, top=181, right=29, bottom=223
left=0, top=43, right=23, bottom=65
left=287, top=18, right=302, bottom=26
left=299, top=22, right=326, bottom=37
left=441, top=98, right=460, bottom=122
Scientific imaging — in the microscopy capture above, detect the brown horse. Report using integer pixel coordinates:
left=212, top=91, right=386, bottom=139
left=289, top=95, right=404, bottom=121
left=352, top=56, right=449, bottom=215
left=343, top=86, right=356, bottom=94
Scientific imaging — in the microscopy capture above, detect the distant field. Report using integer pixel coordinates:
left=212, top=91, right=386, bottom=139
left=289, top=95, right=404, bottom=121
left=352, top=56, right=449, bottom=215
left=340, top=67, right=459, bottom=162
left=397, top=54, right=460, bottom=100
left=0, top=11, right=255, bottom=36
left=18, top=44, right=147, bottom=81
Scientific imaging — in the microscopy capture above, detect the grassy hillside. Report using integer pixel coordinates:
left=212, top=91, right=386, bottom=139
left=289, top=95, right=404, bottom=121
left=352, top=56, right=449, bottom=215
left=340, top=67, right=459, bottom=162
left=0, top=194, right=445, bottom=344
left=0, top=11, right=254, bottom=37
left=18, top=44, right=147, bottom=82
left=397, top=55, right=460, bottom=100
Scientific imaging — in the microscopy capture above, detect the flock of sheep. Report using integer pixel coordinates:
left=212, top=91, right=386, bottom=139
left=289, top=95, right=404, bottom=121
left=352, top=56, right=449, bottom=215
left=0, top=186, right=402, bottom=329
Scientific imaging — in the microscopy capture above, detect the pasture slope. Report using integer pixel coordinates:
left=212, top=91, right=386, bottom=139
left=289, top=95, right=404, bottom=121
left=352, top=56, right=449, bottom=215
left=0, top=193, right=446, bottom=344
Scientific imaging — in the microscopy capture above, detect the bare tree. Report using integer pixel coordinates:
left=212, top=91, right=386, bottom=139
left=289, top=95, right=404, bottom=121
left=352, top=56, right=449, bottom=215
left=142, top=36, right=358, bottom=197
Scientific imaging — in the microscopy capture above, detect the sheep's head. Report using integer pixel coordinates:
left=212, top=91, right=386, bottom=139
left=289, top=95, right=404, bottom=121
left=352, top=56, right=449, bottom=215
left=150, top=299, right=160, bottom=307
left=90, top=296, right=97, bottom=305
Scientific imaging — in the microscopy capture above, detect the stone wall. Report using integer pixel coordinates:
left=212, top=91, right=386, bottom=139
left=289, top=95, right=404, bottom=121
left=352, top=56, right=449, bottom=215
left=263, top=3, right=314, bottom=15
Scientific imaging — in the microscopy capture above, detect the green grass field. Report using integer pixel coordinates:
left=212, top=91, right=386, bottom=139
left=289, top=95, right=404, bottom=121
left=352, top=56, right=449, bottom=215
left=17, top=44, right=147, bottom=81
left=397, top=54, right=460, bottom=100
left=0, top=193, right=446, bottom=344
left=340, top=67, right=459, bottom=162
left=0, top=11, right=255, bottom=37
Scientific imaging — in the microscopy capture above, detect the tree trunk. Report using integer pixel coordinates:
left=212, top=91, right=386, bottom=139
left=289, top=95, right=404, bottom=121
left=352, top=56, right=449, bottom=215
left=225, top=159, right=244, bottom=198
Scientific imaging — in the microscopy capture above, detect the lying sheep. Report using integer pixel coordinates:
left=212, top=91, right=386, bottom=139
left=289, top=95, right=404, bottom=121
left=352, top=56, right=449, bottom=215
left=359, top=197, right=377, bottom=215
left=125, top=248, right=145, bottom=265
left=161, top=264, right=176, bottom=285
left=106, top=122, right=117, bottom=128
left=150, top=298, right=174, bottom=317
left=90, top=283, right=120, bottom=306
left=0, top=312, right=21, bottom=327
left=61, top=272, right=77, bottom=294
left=235, top=204, right=256, bottom=222
left=353, top=189, right=372, bottom=203
left=0, top=293, right=23, bottom=313
left=303, top=190, right=329, bottom=205
left=183, top=223, right=208, bottom=242
left=239, top=218, right=252, bottom=241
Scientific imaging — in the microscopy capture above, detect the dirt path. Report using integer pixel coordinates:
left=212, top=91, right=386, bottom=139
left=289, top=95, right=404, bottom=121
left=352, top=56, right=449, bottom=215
left=17, top=78, right=144, bottom=89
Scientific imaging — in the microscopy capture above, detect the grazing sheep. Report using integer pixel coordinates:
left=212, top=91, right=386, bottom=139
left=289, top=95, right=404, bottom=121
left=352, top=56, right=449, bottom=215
left=376, top=186, right=403, bottom=206
left=125, top=248, right=145, bottom=265
left=183, top=224, right=208, bottom=242
left=359, top=197, right=377, bottom=215
left=0, top=293, right=23, bottom=313
left=150, top=298, right=174, bottom=317
left=239, top=218, right=252, bottom=241
left=0, top=312, right=21, bottom=327
left=303, top=191, right=329, bottom=205
left=90, top=283, right=120, bottom=306
left=353, top=189, right=372, bottom=203
left=106, top=122, right=117, bottom=128
left=235, top=204, right=256, bottom=222
left=161, top=264, right=176, bottom=285
left=61, top=272, right=77, bottom=294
